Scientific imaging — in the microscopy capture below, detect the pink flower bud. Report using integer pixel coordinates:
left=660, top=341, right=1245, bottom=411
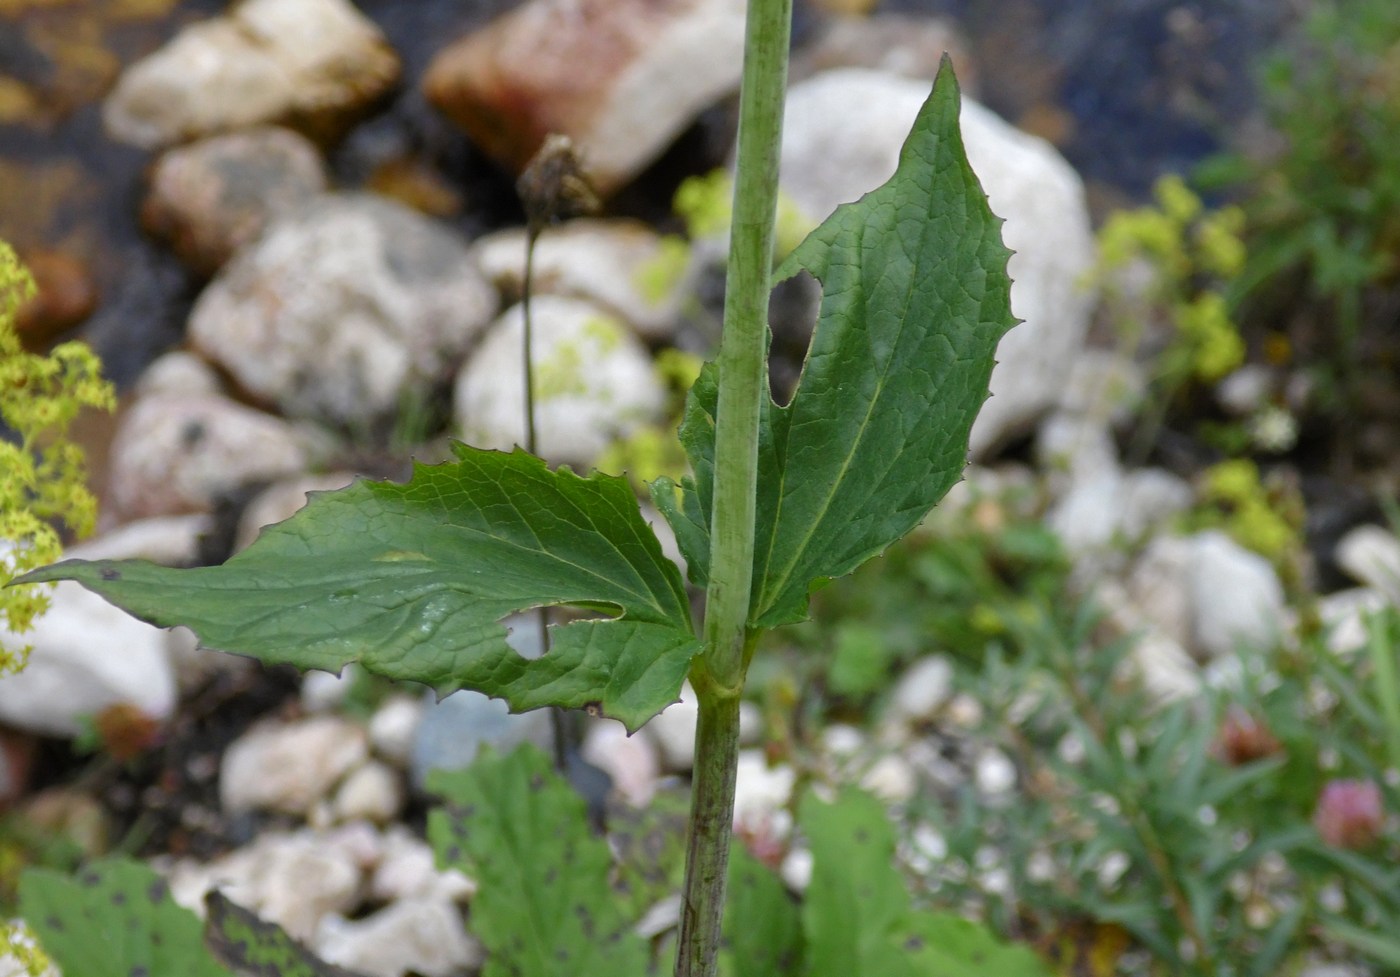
left=1314, top=779, right=1384, bottom=850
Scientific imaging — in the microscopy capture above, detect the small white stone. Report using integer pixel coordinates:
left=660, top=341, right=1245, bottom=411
left=331, top=761, right=403, bottom=825
left=1317, top=587, right=1390, bottom=656
left=454, top=296, right=666, bottom=468
left=235, top=473, right=356, bottom=552
left=973, top=748, right=1016, bottom=796
left=860, top=754, right=918, bottom=803
left=910, top=822, right=947, bottom=861
left=943, top=693, right=984, bottom=730
left=1336, top=524, right=1400, bottom=605
left=732, top=751, right=796, bottom=828
left=780, top=846, right=814, bottom=893
left=371, top=827, right=476, bottom=904
left=1188, top=531, right=1285, bottom=658
left=738, top=700, right=763, bottom=747
left=368, top=695, right=424, bottom=767
left=820, top=723, right=866, bottom=759
left=0, top=577, right=177, bottom=737
left=301, top=667, right=357, bottom=713
left=220, top=716, right=369, bottom=816
left=135, top=351, right=224, bottom=398
left=581, top=720, right=660, bottom=807
left=315, top=898, right=482, bottom=977
left=887, top=656, right=954, bottom=725
left=647, top=683, right=699, bottom=773
left=168, top=829, right=363, bottom=940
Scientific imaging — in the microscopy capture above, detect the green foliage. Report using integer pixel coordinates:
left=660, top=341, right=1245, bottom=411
left=672, top=170, right=815, bottom=259
left=428, top=746, right=653, bottom=977
left=1094, top=175, right=1245, bottom=407
left=654, top=67, right=1016, bottom=628
left=720, top=846, right=803, bottom=977
left=19, top=858, right=234, bottom=977
left=1202, top=0, right=1400, bottom=421
left=1180, top=459, right=1306, bottom=587
left=21, top=445, right=701, bottom=732
left=0, top=240, right=114, bottom=671
left=780, top=499, right=1072, bottom=703
left=912, top=595, right=1400, bottom=976
left=799, top=787, right=1048, bottom=977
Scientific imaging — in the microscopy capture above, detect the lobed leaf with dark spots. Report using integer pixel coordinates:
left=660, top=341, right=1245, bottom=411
left=19, top=858, right=234, bottom=977
left=203, top=891, right=370, bottom=977
left=427, top=745, right=651, bottom=977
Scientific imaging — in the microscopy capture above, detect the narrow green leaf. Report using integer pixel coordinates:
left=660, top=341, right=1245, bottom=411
left=661, top=59, right=1016, bottom=627
left=19, top=445, right=699, bottom=731
left=427, top=745, right=651, bottom=977
left=721, top=846, right=804, bottom=977
left=19, top=859, right=234, bottom=977
left=203, top=891, right=368, bottom=977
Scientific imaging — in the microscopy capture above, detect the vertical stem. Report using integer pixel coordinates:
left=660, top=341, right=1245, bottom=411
left=676, top=0, right=790, bottom=974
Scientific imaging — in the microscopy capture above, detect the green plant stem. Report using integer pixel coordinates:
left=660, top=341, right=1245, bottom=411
left=676, top=0, right=790, bottom=973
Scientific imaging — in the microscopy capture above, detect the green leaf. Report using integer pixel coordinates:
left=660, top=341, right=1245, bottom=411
left=798, top=788, right=1048, bottom=977
left=19, top=445, right=700, bottom=732
left=19, top=859, right=234, bottom=977
left=609, top=787, right=690, bottom=921
left=427, top=745, right=651, bottom=977
left=659, top=59, right=1016, bottom=627
left=721, top=846, right=804, bottom=977
left=798, top=787, right=927, bottom=977
left=203, top=891, right=368, bottom=977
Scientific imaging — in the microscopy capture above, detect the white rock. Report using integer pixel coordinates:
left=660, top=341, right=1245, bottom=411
left=1129, top=535, right=1197, bottom=651
left=369, top=695, right=424, bottom=768
left=1123, top=628, right=1202, bottom=701
left=1047, top=469, right=1126, bottom=557
left=135, top=351, right=223, bottom=398
left=143, top=126, right=329, bottom=275
left=1216, top=364, right=1276, bottom=417
left=778, top=69, right=1095, bottom=459
left=103, top=0, right=398, bottom=149
left=316, top=898, right=482, bottom=977
left=732, top=750, right=796, bottom=828
left=1057, top=349, right=1146, bottom=426
left=1317, top=587, right=1390, bottom=656
left=301, top=667, right=357, bottom=713
left=738, top=699, right=763, bottom=747
left=647, top=682, right=699, bottom=773
left=220, top=716, right=369, bottom=816
left=1336, top=524, right=1400, bottom=605
left=820, top=723, right=866, bottom=759
left=887, top=656, right=954, bottom=724
left=1189, top=531, right=1285, bottom=659
left=860, top=754, right=918, bottom=803
left=424, top=0, right=746, bottom=196
left=235, top=472, right=356, bottom=552
left=581, top=720, right=660, bottom=807
left=167, top=829, right=364, bottom=941
left=1117, top=469, right=1194, bottom=542
left=107, top=392, right=311, bottom=520
left=471, top=220, right=692, bottom=340
left=1036, top=411, right=1120, bottom=482
left=370, top=827, right=476, bottom=904
left=332, top=760, right=404, bottom=825
left=454, top=296, right=666, bottom=468
left=974, top=747, right=1017, bottom=796
left=780, top=846, right=814, bottom=893
left=190, top=193, right=497, bottom=427
left=0, top=579, right=176, bottom=737
left=65, top=514, right=212, bottom=566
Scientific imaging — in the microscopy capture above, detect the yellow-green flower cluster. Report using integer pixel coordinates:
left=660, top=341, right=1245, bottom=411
left=1096, top=175, right=1247, bottom=384
left=1194, top=459, right=1301, bottom=565
left=0, top=919, right=54, bottom=977
left=0, top=241, right=115, bottom=673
